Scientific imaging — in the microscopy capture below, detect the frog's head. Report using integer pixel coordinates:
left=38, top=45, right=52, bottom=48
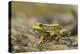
left=32, top=23, right=43, bottom=31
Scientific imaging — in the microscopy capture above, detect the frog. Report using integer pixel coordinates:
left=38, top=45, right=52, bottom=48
left=32, top=23, right=71, bottom=45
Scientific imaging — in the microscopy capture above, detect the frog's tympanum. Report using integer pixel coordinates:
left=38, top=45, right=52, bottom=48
left=32, top=23, right=71, bottom=45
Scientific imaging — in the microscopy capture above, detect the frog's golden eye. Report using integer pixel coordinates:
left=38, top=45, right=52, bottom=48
left=41, top=24, right=47, bottom=30
left=39, top=23, right=43, bottom=27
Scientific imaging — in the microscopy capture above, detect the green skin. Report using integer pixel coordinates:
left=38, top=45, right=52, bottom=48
left=32, top=23, right=71, bottom=45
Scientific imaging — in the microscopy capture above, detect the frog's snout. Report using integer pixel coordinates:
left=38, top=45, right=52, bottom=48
left=32, top=24, right=42, bottom=30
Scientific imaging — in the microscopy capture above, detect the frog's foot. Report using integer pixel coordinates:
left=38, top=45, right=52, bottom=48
left=36, top=41, right=43, bottom=49
left=38, top=41, right=43, bottom=45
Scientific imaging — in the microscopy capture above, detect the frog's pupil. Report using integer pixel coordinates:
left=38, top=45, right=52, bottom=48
left=39, top=24, right=43, bottom=27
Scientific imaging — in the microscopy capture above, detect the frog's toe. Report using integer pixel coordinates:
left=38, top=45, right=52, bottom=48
left=38, top=40, right=43, bottom=45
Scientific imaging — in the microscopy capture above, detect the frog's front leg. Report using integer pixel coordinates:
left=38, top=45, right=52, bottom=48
left=38, top=36, right=44, bottom=45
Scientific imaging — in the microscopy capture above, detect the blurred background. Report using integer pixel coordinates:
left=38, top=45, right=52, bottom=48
left=11, top=1, right=78, bottom=35
left=10, top=1, right=78, bottom=52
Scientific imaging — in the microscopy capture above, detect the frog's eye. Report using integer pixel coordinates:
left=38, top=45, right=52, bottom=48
left=41, top=24, right=47, bottom=30
left=39, top=23, right=43, bottom=27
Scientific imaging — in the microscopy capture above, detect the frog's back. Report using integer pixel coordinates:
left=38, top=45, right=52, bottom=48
left=42, top=24, right=63, bottom=32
